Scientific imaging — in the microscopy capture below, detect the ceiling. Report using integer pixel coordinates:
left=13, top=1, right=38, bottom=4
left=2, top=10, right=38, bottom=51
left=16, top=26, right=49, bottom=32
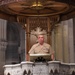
left=0, top=0, right=75, bottom=21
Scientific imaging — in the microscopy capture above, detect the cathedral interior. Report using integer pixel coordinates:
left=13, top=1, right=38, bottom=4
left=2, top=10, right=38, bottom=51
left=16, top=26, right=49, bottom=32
left=0, top=0, right=75, bottom=75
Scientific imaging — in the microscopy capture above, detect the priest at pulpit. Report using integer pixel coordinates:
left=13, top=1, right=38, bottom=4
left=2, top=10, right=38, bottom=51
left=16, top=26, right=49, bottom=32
left=28, top=34, right=55, bottom=61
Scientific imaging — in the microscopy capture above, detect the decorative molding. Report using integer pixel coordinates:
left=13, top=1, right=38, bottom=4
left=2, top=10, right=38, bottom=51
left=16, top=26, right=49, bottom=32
left=28, top=17, right=48, bottom=32
left=17, top=15, right=60, bottom=33
left=0, top=0, right=75, bottom=6
left=0, top=0, right=69, bottom=16
left=4, top=61, right=75, bottom=75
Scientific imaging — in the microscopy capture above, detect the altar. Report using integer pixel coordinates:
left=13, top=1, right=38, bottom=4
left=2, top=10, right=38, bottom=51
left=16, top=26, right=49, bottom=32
left=4, top=61, right=75, bottom=75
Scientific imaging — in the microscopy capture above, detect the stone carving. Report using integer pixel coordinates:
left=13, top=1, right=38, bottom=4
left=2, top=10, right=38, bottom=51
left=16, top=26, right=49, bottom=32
left=30, top=27, right=47, bottom=47
left=23, top=69, right=32, bottom=75
left=28, top=70, right=32, bottom=75
left=23, top=70, right=27, bottom=75
left=54, top=69, right=59, bottom=75
left=72, top=71, right=75, bottom=75
left=4, top=61, right=75, bottom=75
left=7, top=73, right=10, bottom=75
left=49, top=69, right=53, bottom=75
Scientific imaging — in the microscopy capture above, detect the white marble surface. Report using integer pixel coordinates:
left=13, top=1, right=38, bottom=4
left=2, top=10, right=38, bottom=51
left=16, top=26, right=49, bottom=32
left=4, top=61, right=75, bottom=75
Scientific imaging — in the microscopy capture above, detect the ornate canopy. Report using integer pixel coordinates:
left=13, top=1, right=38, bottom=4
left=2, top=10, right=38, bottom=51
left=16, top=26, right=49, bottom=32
left=0, top=0, right=75, bottom=21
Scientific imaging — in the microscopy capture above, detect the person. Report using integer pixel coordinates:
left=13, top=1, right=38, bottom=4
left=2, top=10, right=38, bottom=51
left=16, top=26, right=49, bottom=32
left=28, top=34, right=54, bottom=61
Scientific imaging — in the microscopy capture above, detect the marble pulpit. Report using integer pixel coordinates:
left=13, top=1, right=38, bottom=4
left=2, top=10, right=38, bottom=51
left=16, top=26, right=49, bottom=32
left=4, top=61, right=75, bottom=75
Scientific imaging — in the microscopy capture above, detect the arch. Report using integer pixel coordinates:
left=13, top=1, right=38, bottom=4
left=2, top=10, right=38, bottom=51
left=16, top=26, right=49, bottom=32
left=72, top=71, right=75, bottom=75
left=7, top=73, right=10, bottom=75
left=49, top=69, right=54, bottom=75
left=54, top=69, right=59, bottom=75
left=28, top=70, right=32, bottom=75
left=23, top=70, right=27, bottom=75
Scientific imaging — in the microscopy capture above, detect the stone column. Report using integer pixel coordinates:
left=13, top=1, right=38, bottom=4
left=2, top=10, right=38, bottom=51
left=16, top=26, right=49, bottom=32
left=18, top=26, right=25, bottom=61
left=52, top=18, right=74, bottom=63
left=68, top=19, right=74, bottom=63
left=61, top=20, right=69, bottom=62
left=73, top=18, right=75, bottom=62
left=55, top=23, right=64, bottom=61
left=0, top=19, right=7, bottom=75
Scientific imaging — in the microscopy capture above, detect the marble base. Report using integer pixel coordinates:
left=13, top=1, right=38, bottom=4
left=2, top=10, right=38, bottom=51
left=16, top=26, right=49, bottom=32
left=4, top=61, right=75, bottom=75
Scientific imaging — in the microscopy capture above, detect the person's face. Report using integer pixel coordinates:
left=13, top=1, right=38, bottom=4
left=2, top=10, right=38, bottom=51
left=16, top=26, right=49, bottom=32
left=38, top=35, right=44, bottom=44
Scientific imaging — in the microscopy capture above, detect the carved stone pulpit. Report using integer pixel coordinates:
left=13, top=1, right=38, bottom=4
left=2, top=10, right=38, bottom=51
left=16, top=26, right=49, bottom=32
left=16, top=16, right=59, bottom=61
